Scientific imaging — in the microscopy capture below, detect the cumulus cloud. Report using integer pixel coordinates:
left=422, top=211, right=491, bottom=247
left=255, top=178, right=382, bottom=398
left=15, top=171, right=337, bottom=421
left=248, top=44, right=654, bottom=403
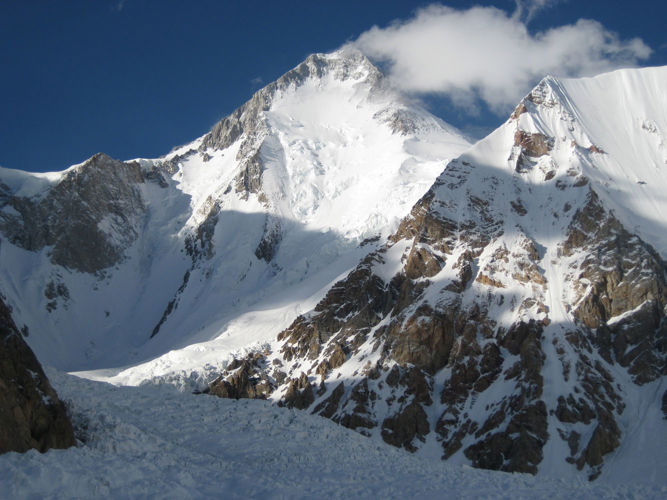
left=353, top=4, right=651, bottom=112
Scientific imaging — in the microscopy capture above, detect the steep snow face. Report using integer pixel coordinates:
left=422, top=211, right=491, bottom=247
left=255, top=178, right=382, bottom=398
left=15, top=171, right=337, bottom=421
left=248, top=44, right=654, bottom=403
left=514, top=67, right=667, bottom=257
left=260, top=60, right=465, bottom=239
left=205, top=66, right=667, bottom=481
left=179, top=49, right=468, bottom=240
left=0, top=49, right=469, bottom=372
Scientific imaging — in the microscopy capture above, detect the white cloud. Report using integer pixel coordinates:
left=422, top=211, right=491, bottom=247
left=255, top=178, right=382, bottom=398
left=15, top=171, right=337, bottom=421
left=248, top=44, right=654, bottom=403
left=513, top=0, right=561, bottom=23
left=353, top=4, right=651, bottom=112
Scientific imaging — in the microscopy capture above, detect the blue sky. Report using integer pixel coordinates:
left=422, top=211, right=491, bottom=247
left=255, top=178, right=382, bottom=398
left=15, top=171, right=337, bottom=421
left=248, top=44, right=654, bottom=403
left=2, top=0, right=666, bottom=173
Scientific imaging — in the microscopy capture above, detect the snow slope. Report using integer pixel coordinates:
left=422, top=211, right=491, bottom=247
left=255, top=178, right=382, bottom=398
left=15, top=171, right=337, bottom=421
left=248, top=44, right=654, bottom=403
left=0, top=369, right=662, bottom=499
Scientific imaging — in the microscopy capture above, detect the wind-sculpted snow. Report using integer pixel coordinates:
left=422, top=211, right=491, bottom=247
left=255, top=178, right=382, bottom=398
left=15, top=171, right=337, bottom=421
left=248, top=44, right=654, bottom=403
left=0, top=369, right=662, bottom=499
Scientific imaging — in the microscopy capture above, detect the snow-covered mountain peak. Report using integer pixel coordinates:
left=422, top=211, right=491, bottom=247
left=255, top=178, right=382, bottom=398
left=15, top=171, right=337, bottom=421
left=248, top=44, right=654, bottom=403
left=163, top=50, right=470, bottom=242
left=198, top=48, right=383, bottom=154
left=1, top=48, right=664, bottom=487
left=294, top=47, right=384, bottom=87
left=502, top=66, right=667, bottom=257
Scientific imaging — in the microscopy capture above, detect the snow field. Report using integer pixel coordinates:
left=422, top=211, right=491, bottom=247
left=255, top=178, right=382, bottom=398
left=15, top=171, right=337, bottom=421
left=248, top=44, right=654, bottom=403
left=1, top=369, right=663, bottom=499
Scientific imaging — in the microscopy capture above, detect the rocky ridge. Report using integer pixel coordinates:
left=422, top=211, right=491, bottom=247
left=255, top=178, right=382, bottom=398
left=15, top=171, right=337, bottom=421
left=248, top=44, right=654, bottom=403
left=0, top=153, right=158, bottom=274
left=208, top=75, right=667, bottom=480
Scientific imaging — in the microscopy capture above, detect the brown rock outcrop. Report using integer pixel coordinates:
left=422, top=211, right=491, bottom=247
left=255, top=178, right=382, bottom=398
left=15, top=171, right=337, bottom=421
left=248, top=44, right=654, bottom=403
left=209, top=353, right=273, bottom=400
left=0, top=297, right=76, bottom=454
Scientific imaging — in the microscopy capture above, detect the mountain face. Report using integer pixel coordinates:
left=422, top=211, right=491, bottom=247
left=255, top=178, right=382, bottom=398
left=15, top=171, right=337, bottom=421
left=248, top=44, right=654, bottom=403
left=0, top=49, right=664, bottom=480
left=0, top=154, right=150, bottom=274
left=0, top=49, right=469, bottom=371
left=206, top=68, right=667, bottom=480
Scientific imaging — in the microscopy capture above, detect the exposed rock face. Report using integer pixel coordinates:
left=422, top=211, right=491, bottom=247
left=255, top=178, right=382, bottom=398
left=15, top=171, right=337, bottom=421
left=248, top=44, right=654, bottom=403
left=212, top=175, right=664, bottom=477
left=281, top=372, right=316, bottom=410
left=0, top=296, right=75, bottom=454
left=185, top=198, right=221, bottom=263
left=254, top=157, right=560, bottom=472
left=209, top=353, right=273, bottom=400
left=255, top=216, right=282, bottom=262
left=563, top=191, right=667, bottom=385
left=0, top=153, right=151, bottom=274
left=208, top=75, right=667, bottom=480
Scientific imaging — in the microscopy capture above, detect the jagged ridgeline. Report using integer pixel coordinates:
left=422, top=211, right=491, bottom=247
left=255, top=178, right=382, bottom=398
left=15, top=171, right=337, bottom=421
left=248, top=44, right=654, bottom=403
left=209, top=68, right=667, bottom=480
